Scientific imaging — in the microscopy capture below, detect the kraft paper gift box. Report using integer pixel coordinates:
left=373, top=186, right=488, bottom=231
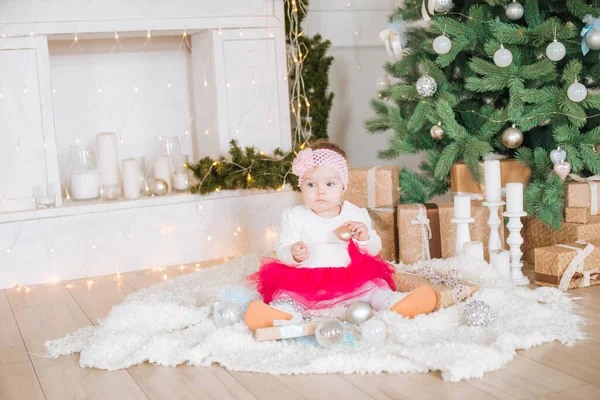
left=393, top=271, right=479, bottom=311
left=254, top=322, right=318, bottom=341
left=345, top=166, right=400, bottom=209
left=522, top=216, right=600, bottom=263
left=368, top=206, right=398, bottom=262
left=565, top=207, right=590, bottom=224
left=397, top=202, right=504, bottom=265
left=450, top=160, right=531, bottom=197
left=534, top=239, right=600, bottom=290
left=565, top=176, right=600, bottom=217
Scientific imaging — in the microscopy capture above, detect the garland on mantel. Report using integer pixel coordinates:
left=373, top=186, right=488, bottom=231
left=188, top=140, right=299, bottom=195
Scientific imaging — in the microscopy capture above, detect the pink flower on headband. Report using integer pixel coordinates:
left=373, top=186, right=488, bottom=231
left=292, top=148, right=314, bottom=177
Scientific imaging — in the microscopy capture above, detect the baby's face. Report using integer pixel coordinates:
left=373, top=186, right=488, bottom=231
left=301, top=165, right=344, bottom=214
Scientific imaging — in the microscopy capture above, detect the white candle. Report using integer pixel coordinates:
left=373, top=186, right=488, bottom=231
left=122, top=158, right=142, bottom=200
left=506, top=182, right=523, bottom=213
left=37, top=196, right=55, bottom=206
left=463, top=241, right=484, bottom=260
left=96, top=132, right=120, bottom=186
left=454, top=194, right=471, bottom=219
left=484, top=160, right=502, bottom=202
left=70, top=170, right=100, bottom=200
left=173, top=172, right=188, bottom=191
left=153, top=155, right=172, bottom=192
left=489, top=249, right=510, bottom=279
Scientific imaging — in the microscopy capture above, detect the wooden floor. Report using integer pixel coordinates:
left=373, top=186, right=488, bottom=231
left=1, top=263, right=599, bottom=400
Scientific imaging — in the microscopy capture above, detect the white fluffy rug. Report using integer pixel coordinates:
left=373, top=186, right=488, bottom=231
left=45, top=255, right=585, bottom=382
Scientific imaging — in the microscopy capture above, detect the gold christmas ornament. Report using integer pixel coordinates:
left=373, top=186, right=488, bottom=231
left=334, top=225, right=355, bottom=241
left=502, top=125, right=523, bottom=149
left=150, top=178, right=169, bottom=196
left=430, top=123, right=444, bottom=139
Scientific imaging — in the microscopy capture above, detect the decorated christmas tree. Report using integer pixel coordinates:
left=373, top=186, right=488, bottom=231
left=366, top=0, right=600, bottom=229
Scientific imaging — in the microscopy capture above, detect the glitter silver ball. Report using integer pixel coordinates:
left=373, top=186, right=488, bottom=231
left=505, top=2, right=524, bottom=20
left=416, top=74, right=437, bottom=97
left=463, top=300, right=495, bottom=327
left=150, top=178, right=169, bottom=196
left=346, top=301, right=374, bottom=325
left=430, top=124, right=444, bottom=139
left=502, top=125, right=523, bottom=149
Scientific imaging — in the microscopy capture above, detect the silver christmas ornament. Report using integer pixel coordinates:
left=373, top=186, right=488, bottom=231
left=430, top=123, right=444, bottom=139
left=433, top=34, right=452, bottom=55
left=213, top=301, right=243, bottom=327
left=546, top=40, right=566, bottom=61
left=585, top=28, right=600, bottom=51
left=502, top=125, right=523, bottom=149
left=360, top=318, right=387, bottom=345
left=567, top=81, right=587, bottom=102
left=550, top=147, right=566, bottom=164
left=433, top=0, right=452, bottom=12
left=554, top=160, right=572, bottom=180
left=505, top=1, right=524, bottom=20
left=376, top=75, right=390, bottom=92
left=463, top=300, right=495, bottom=327
left=150, top=178, right=169, bottom=195
left=416, top=74, right=437, bottom=97
left=494, top=45, right=513, bottom=68
left=346, top=301, right=374, bottom=325
left=315, top=319, right=345, bottom=348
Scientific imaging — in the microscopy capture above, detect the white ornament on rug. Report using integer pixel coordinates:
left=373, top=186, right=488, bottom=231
left=360, top=318, right=387, bottom=345
left=315, top=319, right=345, bottom=348
left=346, top=301, right=373, bottom=325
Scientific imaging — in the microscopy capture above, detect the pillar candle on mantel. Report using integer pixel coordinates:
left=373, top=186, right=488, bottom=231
left=153, top=155, right=172, bottom=192
left=96, top=132, right=120, bottom=186
left=122, top=158, right=142, bottom=200
left=506, top=182, right=523, bottom=213
left=484, top=160, right=502, bottom=202
left=454, top=194, right=471, bottom=218
left=463, top=241, right=484, bottom=260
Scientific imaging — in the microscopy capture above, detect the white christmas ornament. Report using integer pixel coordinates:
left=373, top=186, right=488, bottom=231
left=433, top=34, right=452, bottom=55
left=505, top=1, right=524, bottom=21
left=376, top=75, right=390, bottom=92
left=434, top=0, right=452, bottom=13
left=360, top=318, right=387, bottom=345
left=550, top=147, right=566, bottom=164
left=567, top=81, right=587, bottom=102
left=416, top=74, right=437, bottom=97
left=585, top=28, right=600, bottom=51
left=494, top=45, right=513, bottom=68
left=546, top=40, right=566, bottom=61
left=553, top=160, right=571, bottom=180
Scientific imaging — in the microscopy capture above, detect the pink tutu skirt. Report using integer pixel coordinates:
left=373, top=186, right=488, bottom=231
left=247, top=240, right=396, bottom=310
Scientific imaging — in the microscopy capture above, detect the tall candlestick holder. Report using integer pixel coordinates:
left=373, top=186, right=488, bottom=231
left=502, top=210, right=529, bottom=285
left=451, top=216, right=475, bottom=254
left=482, top=200, right=505, bottom=253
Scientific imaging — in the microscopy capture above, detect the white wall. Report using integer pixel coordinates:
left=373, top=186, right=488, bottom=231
left=305, top=0, right=450, bottom=202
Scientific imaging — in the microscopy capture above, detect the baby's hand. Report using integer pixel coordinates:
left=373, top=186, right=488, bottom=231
left=291, top=241, right=309, bottom=263
left=344, top=221, right=370, bottom=241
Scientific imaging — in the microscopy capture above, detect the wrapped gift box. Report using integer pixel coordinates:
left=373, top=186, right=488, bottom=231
left=565, top=207, right=590, bottom=224
left=397, top=201, right=504, bottom=264
left=450, top=160, right=531, bottom=197
left=393, top=272, right=479, bottom=311
left=368, top=206, right=398, bottom=262
left=522, top=216, right=600, bottom=263
left=255, top=322, right=318, bottom=341
left=565, top=179, right=600, bottom=216
left=534, top=240, right=600, bottom=290
left=345, top=166, right=400, bottom=208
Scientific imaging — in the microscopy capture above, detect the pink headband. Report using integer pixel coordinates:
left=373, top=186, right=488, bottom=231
left=292, top=148, right=349, bottom=191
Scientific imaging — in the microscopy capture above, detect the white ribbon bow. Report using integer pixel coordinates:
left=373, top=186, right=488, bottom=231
left=421, top=0, right=437, bottom=21
left=568, top=174, right=600, bottom=215
left=411, top=204, right=432, bottom=261
left=379, top=29, right=404, bottom=60
left=557, top=240, right=598, bottom=291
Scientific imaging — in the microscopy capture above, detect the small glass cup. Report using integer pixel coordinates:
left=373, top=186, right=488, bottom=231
left=172, top=154, right=190, bottom=192
left=101, top=183, right=122, bottom=201
left=33, top=184, right=56, bottom=209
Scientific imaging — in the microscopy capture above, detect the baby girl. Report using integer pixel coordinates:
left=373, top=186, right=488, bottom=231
left=244, top=141, right=437, bottom=330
